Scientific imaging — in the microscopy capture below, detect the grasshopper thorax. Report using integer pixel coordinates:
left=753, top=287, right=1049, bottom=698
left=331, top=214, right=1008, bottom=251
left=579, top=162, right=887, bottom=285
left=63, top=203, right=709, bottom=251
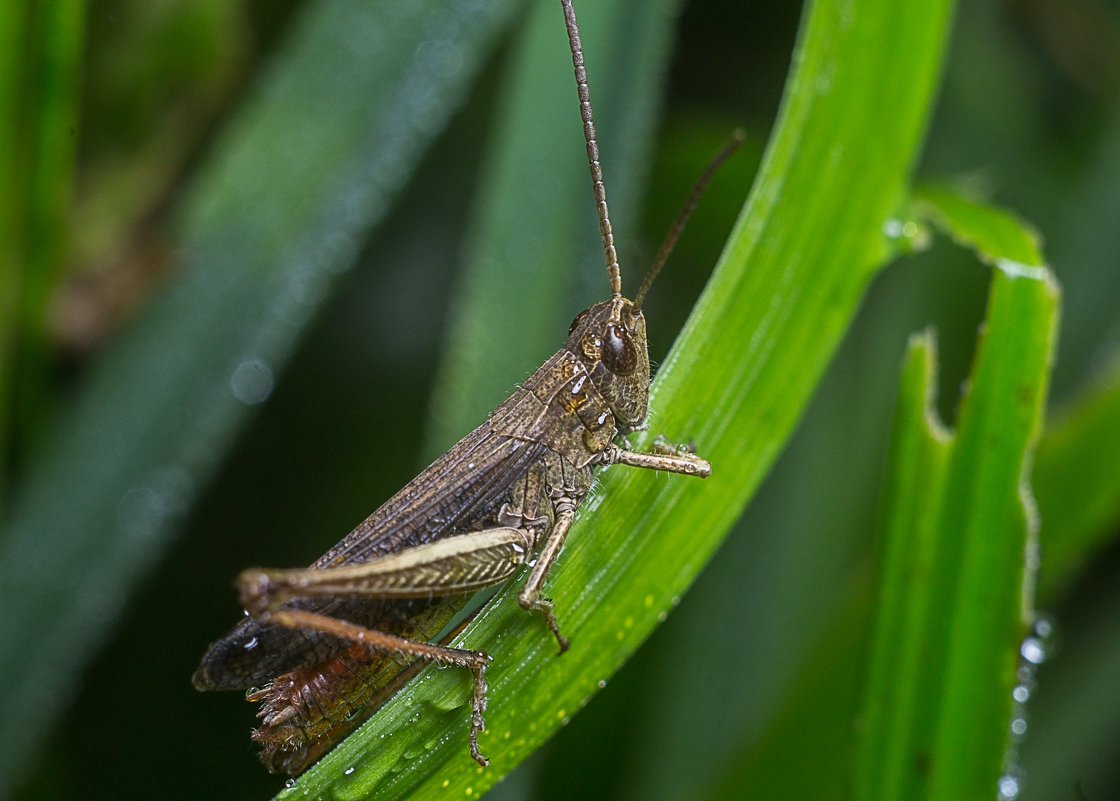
left=565, top=296, right=650, bottom=431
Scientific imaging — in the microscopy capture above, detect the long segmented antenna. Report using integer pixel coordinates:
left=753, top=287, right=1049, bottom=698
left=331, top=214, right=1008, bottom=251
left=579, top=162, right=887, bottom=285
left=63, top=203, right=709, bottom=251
left=561, top=0, right=621, bottom=300
left=633, top=129, right=746, bottom=311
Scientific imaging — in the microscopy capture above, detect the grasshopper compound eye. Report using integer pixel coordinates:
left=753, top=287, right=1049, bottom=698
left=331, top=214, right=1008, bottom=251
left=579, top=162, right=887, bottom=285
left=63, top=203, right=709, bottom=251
left=601, top=323, right=638, bottom=375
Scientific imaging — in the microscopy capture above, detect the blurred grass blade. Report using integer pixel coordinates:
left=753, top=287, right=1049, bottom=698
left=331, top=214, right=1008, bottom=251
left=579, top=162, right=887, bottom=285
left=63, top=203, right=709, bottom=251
left=278, top=0, right=957, bottom=798
left=1033, top=355, right=1120, bottom=599
left=0, top=0, right=85, bottom=511
left=1016, top=558, right=1120, bottom=800
left=0, top=2, right=29, bottom=504
left=426, top=0, right=681, bottom=451
left=855, top=192, right=1059, bottom=800
left=0, top=0, right=523, bottom=793
left=854, top=333, right=953, bottom=799
left=701, top=581, right=871, bottom=801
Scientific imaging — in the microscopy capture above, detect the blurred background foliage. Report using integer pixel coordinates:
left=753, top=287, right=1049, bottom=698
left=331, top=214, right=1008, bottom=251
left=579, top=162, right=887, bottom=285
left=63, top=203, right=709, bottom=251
left=1, top=0, right=1118, bottom=799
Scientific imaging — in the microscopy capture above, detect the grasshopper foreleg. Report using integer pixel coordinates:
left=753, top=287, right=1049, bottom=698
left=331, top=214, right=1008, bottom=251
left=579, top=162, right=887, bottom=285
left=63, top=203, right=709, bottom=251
left=598, top=441, right=712, bottom=478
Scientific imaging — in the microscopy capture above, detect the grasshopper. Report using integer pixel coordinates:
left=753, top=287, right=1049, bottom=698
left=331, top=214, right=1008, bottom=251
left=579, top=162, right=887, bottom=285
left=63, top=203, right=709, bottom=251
left=193, top=0, right=735, bottom=774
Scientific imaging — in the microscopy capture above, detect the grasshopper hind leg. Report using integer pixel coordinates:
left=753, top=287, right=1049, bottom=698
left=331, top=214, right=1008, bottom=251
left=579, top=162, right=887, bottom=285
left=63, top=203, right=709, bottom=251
left=262, top=607, right=494, bottom=766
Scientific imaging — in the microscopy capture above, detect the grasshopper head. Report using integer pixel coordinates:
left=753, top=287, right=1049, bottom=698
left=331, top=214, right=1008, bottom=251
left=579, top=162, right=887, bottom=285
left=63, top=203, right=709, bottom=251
left=565, top=296, right=650, bottom=431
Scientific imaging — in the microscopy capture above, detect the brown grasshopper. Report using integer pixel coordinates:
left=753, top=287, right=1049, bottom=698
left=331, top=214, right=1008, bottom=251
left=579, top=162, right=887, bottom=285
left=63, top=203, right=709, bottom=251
left=193, top=0, right=736, bottom=774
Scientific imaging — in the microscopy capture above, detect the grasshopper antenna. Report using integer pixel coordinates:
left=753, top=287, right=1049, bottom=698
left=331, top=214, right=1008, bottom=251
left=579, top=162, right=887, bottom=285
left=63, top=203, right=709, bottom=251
left=561, top=0, right=621, bottom=300
left=633, top=129, right=746, bottom=311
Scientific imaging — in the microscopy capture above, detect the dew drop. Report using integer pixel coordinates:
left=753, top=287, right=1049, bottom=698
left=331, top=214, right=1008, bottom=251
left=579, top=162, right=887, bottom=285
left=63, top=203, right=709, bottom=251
left=997, top=771, right=1022, bottom=800
left=118, top=466, right=194, bottom=540
left=230, top=358, right=275, bottom=405
left=1019, top=636, right=1046, bottom=665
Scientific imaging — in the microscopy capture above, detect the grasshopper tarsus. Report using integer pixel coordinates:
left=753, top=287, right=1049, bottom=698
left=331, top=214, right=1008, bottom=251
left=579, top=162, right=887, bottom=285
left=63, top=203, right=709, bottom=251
left=519, top=593, right=571, bottom=654
left=547, top=608, right=572, bottom=655
left=469, top=655, right=491, bottom=767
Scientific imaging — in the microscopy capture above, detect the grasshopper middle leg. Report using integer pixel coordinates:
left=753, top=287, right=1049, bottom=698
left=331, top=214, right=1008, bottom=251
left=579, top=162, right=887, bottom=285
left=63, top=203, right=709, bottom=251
left=237, top=525, right=542, bottom=767
left=517, top=499, right=577, bottom=653
left=516, top=440, right=711, bottom=651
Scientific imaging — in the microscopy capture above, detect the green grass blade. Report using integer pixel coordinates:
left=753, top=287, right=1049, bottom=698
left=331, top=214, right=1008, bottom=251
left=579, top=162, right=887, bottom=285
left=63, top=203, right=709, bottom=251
left=0, top=0, right=522, bottom=793
left=855, top=192, right=1060, bottom=801
left=278, top=0, right=957, bottom=798
left=928, top=267, right=1057, bottom=800
left=854, top=331, right=953, bottom=800
left=1032, top=356, right=1120, bottom=599
left=911, top=183, right=1045, bottom=267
